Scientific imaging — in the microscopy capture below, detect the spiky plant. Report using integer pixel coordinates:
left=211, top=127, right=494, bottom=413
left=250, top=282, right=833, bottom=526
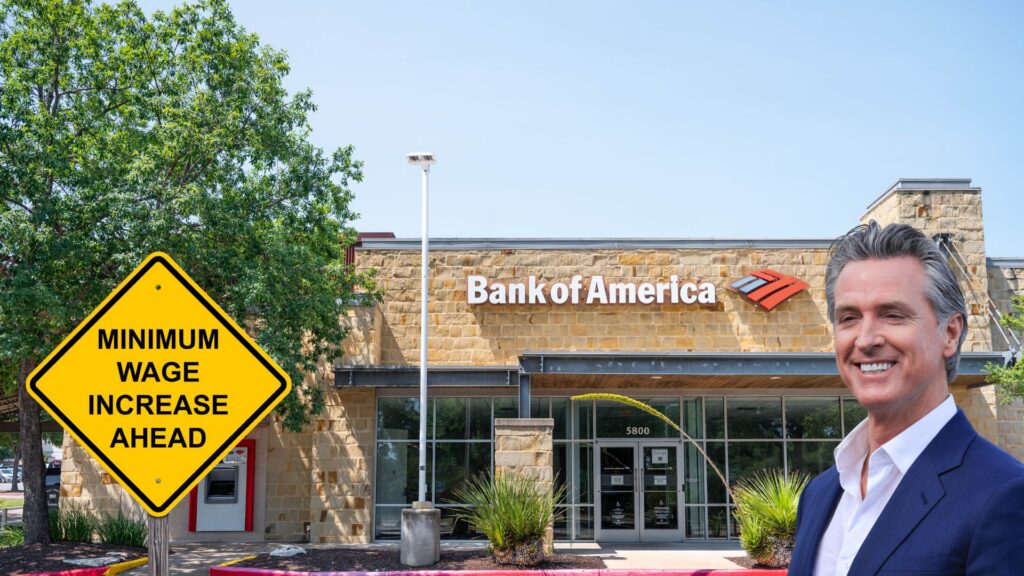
left=733, top=469, right=809, bottom=568
left=450, top=470, right=565, bottom=566
left=570, top=392, right=734, bottom=501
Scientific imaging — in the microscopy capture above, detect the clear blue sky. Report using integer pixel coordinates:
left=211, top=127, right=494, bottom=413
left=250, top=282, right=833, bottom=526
left=138, top=1, right=1023, bottom=256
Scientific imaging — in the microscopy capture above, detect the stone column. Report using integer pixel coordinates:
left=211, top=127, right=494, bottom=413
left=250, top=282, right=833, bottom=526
left=494, top=418, right=554, bottom=554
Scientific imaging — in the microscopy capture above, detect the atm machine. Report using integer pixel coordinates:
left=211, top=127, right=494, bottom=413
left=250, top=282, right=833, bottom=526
left=190, top=440, right=254, bottom=532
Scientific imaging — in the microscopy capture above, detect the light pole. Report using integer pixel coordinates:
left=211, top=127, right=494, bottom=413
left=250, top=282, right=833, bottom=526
left=406, top=152, right=435, bottom=504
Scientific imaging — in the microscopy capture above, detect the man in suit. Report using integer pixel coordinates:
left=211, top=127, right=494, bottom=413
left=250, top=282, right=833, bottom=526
left=789, top=221, right=1024, bottom=575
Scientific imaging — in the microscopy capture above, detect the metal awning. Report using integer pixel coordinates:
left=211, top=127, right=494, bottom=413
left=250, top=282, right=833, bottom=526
left=333, top=351, right=1008, bottom=388
left=334, top=365, right=519, bottom=388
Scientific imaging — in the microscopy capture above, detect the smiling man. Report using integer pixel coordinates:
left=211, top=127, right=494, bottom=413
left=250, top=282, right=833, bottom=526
left=789, top=222, right=1024, bottom=576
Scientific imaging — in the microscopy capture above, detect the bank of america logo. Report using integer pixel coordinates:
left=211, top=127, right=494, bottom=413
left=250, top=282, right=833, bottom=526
left=729, top=269, right=809, bottom=311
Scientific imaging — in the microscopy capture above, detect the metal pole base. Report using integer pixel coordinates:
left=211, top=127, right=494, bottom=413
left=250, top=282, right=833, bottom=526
left=400, top=502, right=440, bottom=566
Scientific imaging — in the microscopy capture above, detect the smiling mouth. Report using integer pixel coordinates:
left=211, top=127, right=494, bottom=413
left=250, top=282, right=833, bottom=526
left=858, top=362, right=895, bottom=374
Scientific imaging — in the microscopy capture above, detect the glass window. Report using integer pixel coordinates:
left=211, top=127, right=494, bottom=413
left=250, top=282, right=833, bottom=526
left=554, top=507, right=570, bottom=539
left=843, top=398, right=867, bottom=434
left=683, top=397, right=703, bottom=439
left=468, top=398, right=491, bottom=440
left=707, top=506, right=729, bottom=538
left=685, top=506, right=706, bottom=538
left=375, top=506, right=403, bottom=540
left=494, top=397, right=518, bottom=420
left=439, top=506, right=484, bottom=540
left=595, top=398, right=680, bottom=439
left=434, top=442, right=489, bottom=504
left=531, top=397, right=549, bottom=419
left=577, top=444, right=593, bottom=504
left=785, top=397, right=841, bottom=439
left=706, top=397, right=725, bottom=439
left=376, top=442, right=429, bottom=504
left=728, top=441, right=784, bottom=485
left=553, top=443, right=568, bottom=498
left=576, top=506, right=594, bottom=540
left=574, top=401, right=593, bottom=440
left=435, top=398, right=467, bottom=440
left=727, top=397, right=783, bottom=439
left=787, top=441, right=839, bottom=477
left=551, top=398, right=569, bottom=440
left=684, top=443, right=706, bottom=504
left=377, top=397, right=420, bottom=441
left=705, top=441, right=727, bottom=504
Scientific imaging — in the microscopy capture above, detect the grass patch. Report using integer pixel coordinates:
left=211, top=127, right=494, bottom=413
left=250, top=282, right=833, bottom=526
left=96, top=510, right=147, bottom=548
left=49, top=505, right=95, bottom=543
left=0, top=499, right=24, bottom=509
left=0, top=525, right=24, bottom=548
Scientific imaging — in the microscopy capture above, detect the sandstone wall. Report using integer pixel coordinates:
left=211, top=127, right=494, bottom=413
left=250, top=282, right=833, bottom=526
left=355, top=248, right=836, bottom=366
left=307, top=385, right=375, bottom=544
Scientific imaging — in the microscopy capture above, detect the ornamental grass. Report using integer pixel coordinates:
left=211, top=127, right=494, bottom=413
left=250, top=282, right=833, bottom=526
left=450, top=470, right=565, bottom=566
left=733, top=469, right=809, bottom=568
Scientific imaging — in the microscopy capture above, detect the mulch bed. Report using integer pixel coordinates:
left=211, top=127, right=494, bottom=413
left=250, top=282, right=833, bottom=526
left=235, top=548, right=606, bottom=572
left=0, top=542, right=147, bottom=575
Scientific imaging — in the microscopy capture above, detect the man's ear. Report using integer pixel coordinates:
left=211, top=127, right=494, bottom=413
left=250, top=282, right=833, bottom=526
left=943, top=313, right=965, bottom=358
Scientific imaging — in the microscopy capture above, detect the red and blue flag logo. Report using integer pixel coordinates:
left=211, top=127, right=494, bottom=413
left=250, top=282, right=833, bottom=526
left=728, top=269, right=809, bottom=311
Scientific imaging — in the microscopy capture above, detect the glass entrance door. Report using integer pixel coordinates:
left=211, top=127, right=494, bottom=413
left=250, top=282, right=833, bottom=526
left=597, top=444, right=637, bottom=541
left=639, top=444, right=683, bottom=541
left=596, top=441, right=683, bottom=542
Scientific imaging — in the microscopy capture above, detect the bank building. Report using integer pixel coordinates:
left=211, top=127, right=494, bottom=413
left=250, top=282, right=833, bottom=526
left=60, top=179, right=1024, bottom=545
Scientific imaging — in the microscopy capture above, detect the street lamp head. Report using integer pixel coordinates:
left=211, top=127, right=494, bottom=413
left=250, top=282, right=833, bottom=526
left=406, top=152, right=437, bottom=167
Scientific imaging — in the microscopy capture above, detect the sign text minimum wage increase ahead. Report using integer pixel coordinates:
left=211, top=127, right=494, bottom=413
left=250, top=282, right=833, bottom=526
left=90, top=328, right=227, bottom=448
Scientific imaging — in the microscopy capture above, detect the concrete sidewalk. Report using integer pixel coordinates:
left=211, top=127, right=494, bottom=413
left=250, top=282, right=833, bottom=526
left=122, top=541, right=749, bottom=575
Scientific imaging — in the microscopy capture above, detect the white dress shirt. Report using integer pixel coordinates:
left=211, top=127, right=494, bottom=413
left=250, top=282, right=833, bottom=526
left=813, top=395, right=957, bottom=576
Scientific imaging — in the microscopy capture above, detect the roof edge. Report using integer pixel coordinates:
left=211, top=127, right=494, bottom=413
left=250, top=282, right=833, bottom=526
left=358, top=238, right=835, bottom=250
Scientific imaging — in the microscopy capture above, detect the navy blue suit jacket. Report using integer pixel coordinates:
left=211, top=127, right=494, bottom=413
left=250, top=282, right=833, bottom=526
left=789, top=410, right=1024, bottom=575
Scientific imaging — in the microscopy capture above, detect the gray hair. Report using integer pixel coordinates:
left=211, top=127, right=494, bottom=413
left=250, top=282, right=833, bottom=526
left=824, top=221, right=968, bottom=383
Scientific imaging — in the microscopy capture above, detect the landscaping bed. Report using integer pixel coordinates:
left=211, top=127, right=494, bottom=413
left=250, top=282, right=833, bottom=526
left=0, top=542, right=147, bottom=575
left=231, top=548, right=606, bottom=572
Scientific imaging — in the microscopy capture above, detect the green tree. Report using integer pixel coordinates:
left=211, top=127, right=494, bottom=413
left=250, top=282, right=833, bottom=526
left=1, top=0, right=373, bottom=543
left=989, top=295, right=1024, bottom=401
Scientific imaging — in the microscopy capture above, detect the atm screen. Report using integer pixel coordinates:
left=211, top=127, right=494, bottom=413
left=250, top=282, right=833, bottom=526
left=205, top=465, right=239, bottom=503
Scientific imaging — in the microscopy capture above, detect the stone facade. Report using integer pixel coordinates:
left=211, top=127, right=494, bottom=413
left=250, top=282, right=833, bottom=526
left=308, top=386, right=375, bottom=543
left=357, top=247, right=838, bottom=364
left=494, top=418, right=554, bottom=554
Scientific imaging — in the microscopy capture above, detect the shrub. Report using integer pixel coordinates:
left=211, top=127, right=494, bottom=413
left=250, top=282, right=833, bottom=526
left=450, top=471, right=565, bottom=566
left=0, top=525, right=24, bottom=548
left=733, top=469, right=809, bottom=568
left=96, top=510, right=148, bottom=548
left=49, top=505, right=95, bottom=543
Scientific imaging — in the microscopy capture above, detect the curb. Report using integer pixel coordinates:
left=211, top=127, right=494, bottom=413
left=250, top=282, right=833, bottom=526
left=105, top=557, right=149, bottom=575
left=220, top=555, right=259, bottom=567
left=207, top=565, right=782, bottom=569
left=23, top=555, right=149, bottom=576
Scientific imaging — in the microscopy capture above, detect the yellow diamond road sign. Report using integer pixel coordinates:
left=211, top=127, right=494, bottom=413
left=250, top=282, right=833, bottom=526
left=27, top=252, right=291, bottom=516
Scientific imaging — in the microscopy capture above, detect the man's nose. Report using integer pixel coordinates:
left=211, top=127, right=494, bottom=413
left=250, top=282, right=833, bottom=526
left=855, top=317, right=885, bottom=350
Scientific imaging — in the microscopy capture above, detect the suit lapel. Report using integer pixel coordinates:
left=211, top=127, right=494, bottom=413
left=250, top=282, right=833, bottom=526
left=847, top=411, right=975, bottom=575
left=792, top=467, right=843, bottom=572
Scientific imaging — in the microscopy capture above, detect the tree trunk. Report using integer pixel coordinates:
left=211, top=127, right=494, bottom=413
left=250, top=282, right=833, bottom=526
left=17, top=357, right=49, bottom=544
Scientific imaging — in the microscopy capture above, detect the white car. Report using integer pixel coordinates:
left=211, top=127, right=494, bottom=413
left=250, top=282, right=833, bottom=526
left=0, top=467, right=14, bottom=482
